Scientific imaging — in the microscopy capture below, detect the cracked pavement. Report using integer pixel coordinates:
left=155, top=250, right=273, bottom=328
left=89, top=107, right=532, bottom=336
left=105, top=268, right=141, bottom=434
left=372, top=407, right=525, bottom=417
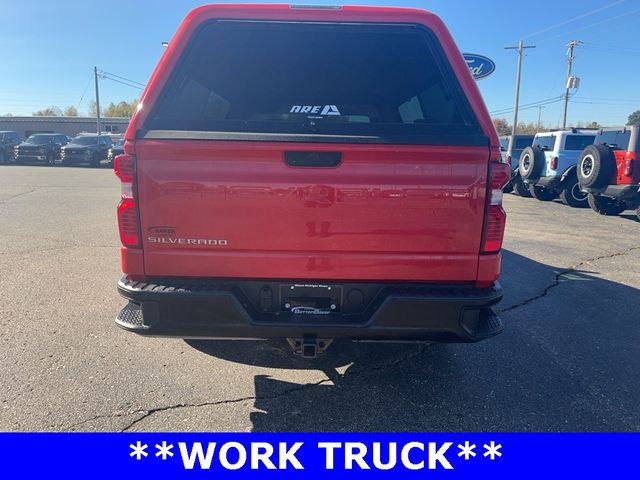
left=1, top=165, right=638, bottom=432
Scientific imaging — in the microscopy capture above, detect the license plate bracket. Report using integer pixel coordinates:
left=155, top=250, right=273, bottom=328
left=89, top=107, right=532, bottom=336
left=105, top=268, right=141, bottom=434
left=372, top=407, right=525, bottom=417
left=280, top=284, right=342, bottom=314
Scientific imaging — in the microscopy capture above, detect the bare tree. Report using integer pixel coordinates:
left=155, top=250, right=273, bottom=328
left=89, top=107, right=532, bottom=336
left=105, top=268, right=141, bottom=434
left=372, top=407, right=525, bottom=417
left=102, top=100, right=139, bottom=118
left=33, top=106, right=62, bottom=116
left=63, top=106, right=79, bottom=117
left=492, top=118, right=511, bottom=136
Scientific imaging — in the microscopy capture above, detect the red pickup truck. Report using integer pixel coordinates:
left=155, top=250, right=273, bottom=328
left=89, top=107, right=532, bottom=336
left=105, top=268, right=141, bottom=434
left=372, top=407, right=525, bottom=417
left=114, top=4, right=508, bottom=357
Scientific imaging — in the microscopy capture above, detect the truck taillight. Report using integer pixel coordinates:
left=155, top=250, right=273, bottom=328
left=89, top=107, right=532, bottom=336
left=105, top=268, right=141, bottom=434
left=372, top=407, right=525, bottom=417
left=114, top=147, right=140, bottom=247
left=550, top=156, right=558, bottom=170
left=624, top=153, right=634, bottom=176
left=482, top=161, right=510, bottom=254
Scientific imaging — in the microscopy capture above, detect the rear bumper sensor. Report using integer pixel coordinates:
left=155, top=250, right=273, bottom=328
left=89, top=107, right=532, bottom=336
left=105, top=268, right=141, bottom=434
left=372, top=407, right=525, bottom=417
left=116, top=276, right=503, bottom=343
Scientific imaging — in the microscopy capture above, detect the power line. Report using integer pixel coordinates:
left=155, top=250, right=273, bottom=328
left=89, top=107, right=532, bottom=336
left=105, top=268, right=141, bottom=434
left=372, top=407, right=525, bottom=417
left=536, top=5, right=640, bottom=44
left=76, top=71, right=94, bottom=109
left=491, top=95, right=563, bottom=114
left=575, top=96, right=640, bottom=102
left=573, top=100, right=640, bottom=106
left=583, top=42, right=640, bottom=53
left=492, top=98, right=565, bottom=117
left=99, top=70, right=145, bottom=87
left=580, top=45, right=640, bottom=57
left=490, top=95, right=564, bottom=115
left=100, top=75, right=144, bottom=90
left=97, top=69, right=145, bottom=90
left=521, top=0, right=625, bottom=40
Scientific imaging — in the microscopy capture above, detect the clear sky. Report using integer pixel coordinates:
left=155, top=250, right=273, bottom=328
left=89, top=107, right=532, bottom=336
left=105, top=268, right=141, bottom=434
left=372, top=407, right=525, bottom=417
left=2, top=0, right=639, bottom=127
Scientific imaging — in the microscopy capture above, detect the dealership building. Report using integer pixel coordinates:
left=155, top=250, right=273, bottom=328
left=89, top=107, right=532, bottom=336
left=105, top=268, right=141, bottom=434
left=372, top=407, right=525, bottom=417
left=0, top=116, right=129, bottom=139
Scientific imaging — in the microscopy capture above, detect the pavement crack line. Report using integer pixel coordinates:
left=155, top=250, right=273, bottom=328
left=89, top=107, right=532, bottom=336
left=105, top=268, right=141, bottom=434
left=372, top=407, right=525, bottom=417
left=0, top=188, right=39, bottom=204
left=498, top=245, right=640, bottom=314
left=66, top=345, right=429, bottom=432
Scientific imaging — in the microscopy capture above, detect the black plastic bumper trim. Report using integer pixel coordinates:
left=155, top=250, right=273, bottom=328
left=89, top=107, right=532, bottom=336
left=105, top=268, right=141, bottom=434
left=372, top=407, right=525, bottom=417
left=585, top=184, right=639, bottom=200
left=116, top=276, right=504, bottom=343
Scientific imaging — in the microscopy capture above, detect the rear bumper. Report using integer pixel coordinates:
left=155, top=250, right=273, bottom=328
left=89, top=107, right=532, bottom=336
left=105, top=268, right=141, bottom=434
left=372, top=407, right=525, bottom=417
left=585, top=184, right=639, bottom=200
left=116, top=276, right=504, bottom=343
left=527, top=175, right=561, bottom=189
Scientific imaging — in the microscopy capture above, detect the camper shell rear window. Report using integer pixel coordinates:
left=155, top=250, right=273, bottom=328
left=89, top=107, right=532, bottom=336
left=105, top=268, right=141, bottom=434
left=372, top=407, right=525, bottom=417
left=143, top=20, right=485, bottom=145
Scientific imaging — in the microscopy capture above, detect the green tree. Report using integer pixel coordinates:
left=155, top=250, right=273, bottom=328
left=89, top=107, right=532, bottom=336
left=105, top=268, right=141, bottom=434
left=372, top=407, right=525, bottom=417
left=63, top=106, right=79, bottom=116
left=33, top=106, right=62, bottom=116
left=628, top=110, right=640, bottom=125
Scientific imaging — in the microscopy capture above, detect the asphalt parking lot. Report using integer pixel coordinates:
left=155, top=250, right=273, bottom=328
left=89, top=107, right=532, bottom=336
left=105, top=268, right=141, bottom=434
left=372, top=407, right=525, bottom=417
left=0, top=165, right=638, bottom=432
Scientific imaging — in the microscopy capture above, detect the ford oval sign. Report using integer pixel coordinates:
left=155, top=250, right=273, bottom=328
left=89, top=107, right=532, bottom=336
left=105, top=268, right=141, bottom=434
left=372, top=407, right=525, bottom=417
left=463, top=53, right=496, bottom=80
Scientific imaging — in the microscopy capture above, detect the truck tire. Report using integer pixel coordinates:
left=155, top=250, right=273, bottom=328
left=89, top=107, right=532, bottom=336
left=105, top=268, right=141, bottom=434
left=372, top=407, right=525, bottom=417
left=47, top=153, right=55, bottom=166
left=529, top=184, right=557, bottom=201
left=512, top=176, right=532, bottom=197
left=587, top=194, right=627, bottom=216
left=503, top=181, right=514, bottom=194
left=559, top=177, right=588, bottom=207
left=577, top=145, right=615, bottom=189
left=518, top=146, right=545, bottom=182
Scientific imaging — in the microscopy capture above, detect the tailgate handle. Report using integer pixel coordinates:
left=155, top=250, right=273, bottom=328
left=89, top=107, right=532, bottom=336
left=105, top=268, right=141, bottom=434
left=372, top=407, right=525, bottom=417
left=284, top=151, right=342, bottom=168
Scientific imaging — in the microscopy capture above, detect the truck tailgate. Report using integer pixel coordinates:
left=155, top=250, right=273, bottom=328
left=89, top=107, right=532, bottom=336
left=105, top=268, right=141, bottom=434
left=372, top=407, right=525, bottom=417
left=137, top=140, right=489, bottom=281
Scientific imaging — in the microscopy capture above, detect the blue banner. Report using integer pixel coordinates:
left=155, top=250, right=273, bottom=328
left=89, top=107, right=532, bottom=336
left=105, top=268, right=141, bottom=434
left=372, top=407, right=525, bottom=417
left=1, top=433, right=635, bottom=478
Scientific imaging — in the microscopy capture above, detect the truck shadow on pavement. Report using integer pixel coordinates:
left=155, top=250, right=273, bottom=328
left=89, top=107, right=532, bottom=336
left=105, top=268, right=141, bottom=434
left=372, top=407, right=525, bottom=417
left=186, top=249, right=640, bottom=432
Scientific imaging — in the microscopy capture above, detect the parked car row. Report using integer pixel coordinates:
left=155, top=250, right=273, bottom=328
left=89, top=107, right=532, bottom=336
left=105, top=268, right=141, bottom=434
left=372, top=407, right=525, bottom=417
left=502, top=125, right=640, bottom=220
left=0, top=131, right=122, bottom=167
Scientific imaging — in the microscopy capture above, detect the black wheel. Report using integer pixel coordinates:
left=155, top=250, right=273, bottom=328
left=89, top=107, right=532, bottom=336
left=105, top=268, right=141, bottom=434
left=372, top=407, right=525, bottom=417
left=529, top=184, right=557, bottom=201
left=559, top=177, right=588, bottom=208
left=91, top=155, right=101, bottom=168
left=587, top=194, right=627, bottom=216
left=636, top=206, right=640, bottom=222
left=512, top=176, right=533, bottom=197
left=518, top=146, right=546, bottom=182
left=46, top=153, right=55, bottom=166
left=503, top=181, right=514, bottom=194
left=577, top=145, right=615, bottom=189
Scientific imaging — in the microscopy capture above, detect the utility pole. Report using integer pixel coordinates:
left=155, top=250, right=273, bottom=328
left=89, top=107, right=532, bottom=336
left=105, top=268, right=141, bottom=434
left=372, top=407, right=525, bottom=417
left=536, top=105, right=545, bottom=132
left=505, top=40, right=536, bottom=155
left=94, top=66, right=101, bottom=134
left=561, top=40, right=582, bottom=129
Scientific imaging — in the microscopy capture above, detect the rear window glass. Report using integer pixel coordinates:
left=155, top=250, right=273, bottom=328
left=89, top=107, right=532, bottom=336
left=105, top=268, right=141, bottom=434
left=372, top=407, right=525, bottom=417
left=146, top=21, right=482, bottom=143
left=533, top=135, right=555, bottom=151
left=594, top=130, right=630, bottom=151
left=564, top=135, right=595, bottom=150
left=514, top=137, right=533, bottom=149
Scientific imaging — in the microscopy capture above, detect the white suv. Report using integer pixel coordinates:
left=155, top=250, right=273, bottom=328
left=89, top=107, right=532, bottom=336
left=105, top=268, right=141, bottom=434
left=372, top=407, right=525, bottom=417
left=518, top=129, right=596, bottom=207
